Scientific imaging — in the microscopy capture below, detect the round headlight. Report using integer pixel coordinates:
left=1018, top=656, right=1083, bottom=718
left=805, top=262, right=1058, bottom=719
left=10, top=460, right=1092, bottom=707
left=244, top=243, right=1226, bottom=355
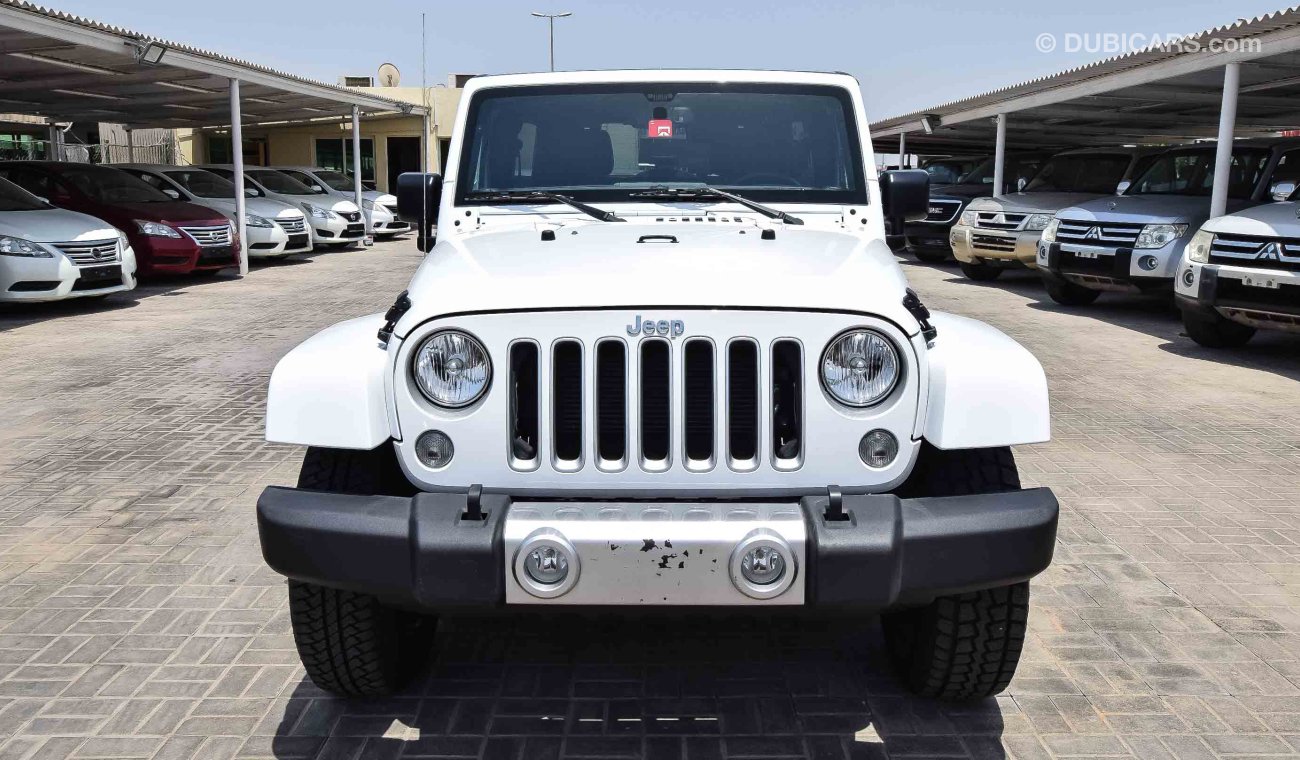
left=412, top=330, right=491, bottom=408
left=821, top=330, right=901, bottom=407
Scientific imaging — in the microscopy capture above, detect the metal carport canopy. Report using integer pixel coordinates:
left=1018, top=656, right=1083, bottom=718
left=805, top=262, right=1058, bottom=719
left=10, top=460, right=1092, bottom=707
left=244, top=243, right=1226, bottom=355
left=870, top=6, right=1300, bottom=155
left=0, top=0, right=425, bottom=128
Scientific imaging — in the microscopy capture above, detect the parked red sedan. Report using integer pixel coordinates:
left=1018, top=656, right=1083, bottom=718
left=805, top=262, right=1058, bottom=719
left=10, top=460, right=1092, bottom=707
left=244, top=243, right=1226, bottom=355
left=0, top=162, right=238, bottom=277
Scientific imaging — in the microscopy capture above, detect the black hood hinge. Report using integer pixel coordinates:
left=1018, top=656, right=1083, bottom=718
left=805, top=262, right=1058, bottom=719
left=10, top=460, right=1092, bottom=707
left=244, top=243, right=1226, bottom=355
left=902, top=288, right=938, bottom=343
left=377, top=290, right=412, bottom=346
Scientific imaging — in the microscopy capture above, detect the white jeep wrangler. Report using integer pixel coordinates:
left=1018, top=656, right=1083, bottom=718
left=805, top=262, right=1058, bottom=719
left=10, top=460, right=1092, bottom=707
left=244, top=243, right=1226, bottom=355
left=257, top=70, right=1058, bottom=702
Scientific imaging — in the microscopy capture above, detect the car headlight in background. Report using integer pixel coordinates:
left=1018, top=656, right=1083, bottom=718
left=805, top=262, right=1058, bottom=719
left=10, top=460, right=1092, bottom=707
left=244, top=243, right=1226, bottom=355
left=301, top=203, right=339, bottom=221
left=1135, top=223, right=1187, bottom=249
left=1040, top=218, right=1060, bottom=243
left=821, top=329, right=901, bottom=407
left=1186, top=229, right=1215, bottom=263
left=959, top=209, right=977, bottom=227
left=245, top=213, right=273, bottom=228
left=134, top=220, right=181, bottom=238
left=412, top=330, right=492, bottom=408
left=0, top=235, right=53, bottom=258
left=116, top=230, right=130, bottom=250
left=1023, top=213, right=1054, bottom=231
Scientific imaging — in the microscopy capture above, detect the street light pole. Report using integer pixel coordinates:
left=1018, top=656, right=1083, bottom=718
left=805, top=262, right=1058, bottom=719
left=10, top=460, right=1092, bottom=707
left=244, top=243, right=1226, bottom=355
left=531, top=11, right=572, bottom=71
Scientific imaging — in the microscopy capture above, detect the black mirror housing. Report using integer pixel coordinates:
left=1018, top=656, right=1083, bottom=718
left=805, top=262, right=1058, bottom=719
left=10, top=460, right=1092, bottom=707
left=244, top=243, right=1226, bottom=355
left=880, top=170, right=930, bottom=223
left=397, top=172, right=443, bottom=252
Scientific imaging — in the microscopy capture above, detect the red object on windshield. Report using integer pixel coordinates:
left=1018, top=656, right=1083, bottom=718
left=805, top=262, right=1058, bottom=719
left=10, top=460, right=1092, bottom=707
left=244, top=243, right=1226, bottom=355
left=647, top=119, right=673, bottom=138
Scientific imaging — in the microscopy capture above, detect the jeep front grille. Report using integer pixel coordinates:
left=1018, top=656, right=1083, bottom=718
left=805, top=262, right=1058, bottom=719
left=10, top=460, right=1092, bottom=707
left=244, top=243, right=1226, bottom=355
left=509, top=337, right=803, bottom=472
left=1056, top=219, right=1143, bottom=247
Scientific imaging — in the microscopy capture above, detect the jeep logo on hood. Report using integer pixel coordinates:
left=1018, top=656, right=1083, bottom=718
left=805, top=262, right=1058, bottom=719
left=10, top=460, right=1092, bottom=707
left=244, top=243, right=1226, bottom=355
left=627, top=316, right=685, bottom=338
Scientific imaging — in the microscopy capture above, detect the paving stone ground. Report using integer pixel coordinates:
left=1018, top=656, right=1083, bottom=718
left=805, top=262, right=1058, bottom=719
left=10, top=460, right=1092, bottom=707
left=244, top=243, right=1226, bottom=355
left=0, top=240, right=1297, bottom=760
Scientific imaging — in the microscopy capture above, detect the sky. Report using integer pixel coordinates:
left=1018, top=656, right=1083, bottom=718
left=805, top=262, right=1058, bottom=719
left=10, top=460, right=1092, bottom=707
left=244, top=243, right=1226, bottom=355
left=48, top=0, right=1288, bottom=120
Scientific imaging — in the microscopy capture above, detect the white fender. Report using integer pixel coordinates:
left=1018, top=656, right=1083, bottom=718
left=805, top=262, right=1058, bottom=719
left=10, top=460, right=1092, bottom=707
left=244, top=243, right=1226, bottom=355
left=266, top=314, right=392, bottom=449
left=922, top=312, right=1050, bottom=449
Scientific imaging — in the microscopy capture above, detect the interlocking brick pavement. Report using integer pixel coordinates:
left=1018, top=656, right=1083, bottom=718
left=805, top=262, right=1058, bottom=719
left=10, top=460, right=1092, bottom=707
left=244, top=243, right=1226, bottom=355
left=0, top=243, right=1296, bottom=759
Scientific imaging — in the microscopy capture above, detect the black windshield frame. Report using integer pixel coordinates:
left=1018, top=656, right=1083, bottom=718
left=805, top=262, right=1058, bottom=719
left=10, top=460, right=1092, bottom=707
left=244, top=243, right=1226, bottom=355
left=455, top=82, right=868, bottom=207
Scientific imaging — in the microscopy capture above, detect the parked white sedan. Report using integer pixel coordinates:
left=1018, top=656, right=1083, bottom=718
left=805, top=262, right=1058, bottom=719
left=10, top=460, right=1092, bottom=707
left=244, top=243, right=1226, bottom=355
left=271, top=166, right=410, bottom=237
left=199, top=166, right=366, bottom=248
left=0, top=176, right=136, bottom=303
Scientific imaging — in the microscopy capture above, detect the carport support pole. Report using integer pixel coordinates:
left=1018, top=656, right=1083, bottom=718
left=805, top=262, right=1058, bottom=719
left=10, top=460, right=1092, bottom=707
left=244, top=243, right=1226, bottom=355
left=898, top=133, right=906, bottom=170
left=352, top=105, right=369, bottom=243
left=230, top=78, right=249, bottom=276
left=1209, top=63, right=1241, bottom=219
left=46, top=124, right=61, bottom=161
left=126, top=128, right=135, bottom=163
left=992, top=113, right=1007, bottom=196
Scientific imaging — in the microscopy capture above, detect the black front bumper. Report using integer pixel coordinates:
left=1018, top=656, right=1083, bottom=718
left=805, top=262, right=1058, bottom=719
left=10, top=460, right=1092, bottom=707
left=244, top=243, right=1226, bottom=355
left=1042, top=242, right=1132, bottom=283
left=1177, top=266, right=1300, bottom=320
left=257, top=486, right=1058, bottom=612
left=904, top=222, right=954, bottom=253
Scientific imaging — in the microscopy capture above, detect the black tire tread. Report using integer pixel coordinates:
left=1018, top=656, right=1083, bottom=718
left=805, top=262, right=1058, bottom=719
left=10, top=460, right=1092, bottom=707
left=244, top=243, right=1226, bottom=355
left=289, top=580, right=409, bottom=697
left=897, top=443, right=1020, bottom=498
left=1044, top=279, right=1100, bottom=306
left=297, top=444, right=415, bottom=496
left=1182, top=312, right=1255, bottom=348
left=959, top=261, right=1003, bottom=282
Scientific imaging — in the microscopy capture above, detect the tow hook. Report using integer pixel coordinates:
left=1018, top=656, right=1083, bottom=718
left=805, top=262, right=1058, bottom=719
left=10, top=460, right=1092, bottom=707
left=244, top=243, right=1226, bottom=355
left=902, top=288, right=938, bottom=343
left=377, top=290, right=412, bottom=346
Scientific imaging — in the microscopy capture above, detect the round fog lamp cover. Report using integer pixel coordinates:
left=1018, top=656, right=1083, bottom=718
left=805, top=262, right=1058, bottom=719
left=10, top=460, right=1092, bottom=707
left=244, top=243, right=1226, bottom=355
left=859, top=429, right=899, bottom=468
left=514, top=530, right=580, bottom=599
left=524, top=546, right=570, bottom=585
left=729, top=530, right=797, bottom=600
left=415, top=430, right=454, bottom=469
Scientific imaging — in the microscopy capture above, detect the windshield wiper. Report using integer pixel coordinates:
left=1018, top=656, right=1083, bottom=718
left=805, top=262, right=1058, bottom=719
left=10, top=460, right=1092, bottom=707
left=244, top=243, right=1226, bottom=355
left=466, top=190, right=625, bottom=222
left=628, top=186, right=804, bottom=225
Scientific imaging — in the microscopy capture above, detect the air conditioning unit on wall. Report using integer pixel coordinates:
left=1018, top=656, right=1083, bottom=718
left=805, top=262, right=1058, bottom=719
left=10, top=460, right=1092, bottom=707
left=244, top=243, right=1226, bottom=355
left=339, top=75, right=375, bottom=88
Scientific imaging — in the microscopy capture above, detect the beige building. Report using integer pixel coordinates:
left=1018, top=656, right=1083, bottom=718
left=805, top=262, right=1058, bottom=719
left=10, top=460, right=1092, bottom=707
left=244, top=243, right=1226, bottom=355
left=179, top=80, right=465, bottom=193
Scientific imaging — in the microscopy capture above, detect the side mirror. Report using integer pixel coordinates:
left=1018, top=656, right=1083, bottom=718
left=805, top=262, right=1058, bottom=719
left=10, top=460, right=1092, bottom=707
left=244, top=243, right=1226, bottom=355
left=1270, top=180, right=1296, bottom=202
left=163, top=187, right=181, bottom=200
left=312, top=185, right=327, bottom=194
left=245, top=187, right=261, bottom=198
left=397, top=172, right=443, bottom=252
left=1016, top=177, right=1027, bottom=192
left=879, top=170, right=930, bottom=223
left=1116, top=180, right=1131, bottom=196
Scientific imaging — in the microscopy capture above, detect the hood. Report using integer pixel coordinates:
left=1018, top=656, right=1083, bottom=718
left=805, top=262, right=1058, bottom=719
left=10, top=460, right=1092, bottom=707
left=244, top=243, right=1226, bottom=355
left=188, top=196, right=304, bottom=221
left=1056, top=194, right=1257, bottom=225
left=364, top=191, right=396, bottom=205
left=0, top=207, right=119, bottom=242
left=394, top=221, right=917, bottom=339
left=967, top=191, right=1111, bottom=215
left=112, top=200, right=229, bottom=226
left=930, top=183, right=993, bottom=200
left=1203, top=201, right=1300, bottom=237
left=324, top=198, right=361, bottom=214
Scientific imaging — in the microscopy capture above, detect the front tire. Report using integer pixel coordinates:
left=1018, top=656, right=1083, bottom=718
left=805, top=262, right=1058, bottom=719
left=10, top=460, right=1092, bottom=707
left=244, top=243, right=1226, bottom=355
left=1044, top=278, right=1100, bottom=306
left=289, top=445, right=429, bottom=698
left=1182, top=310, right=1255, bottom=348
left=959, top=261, right=1002, bottom=281
left=885, top=445, right=1031, bottom=701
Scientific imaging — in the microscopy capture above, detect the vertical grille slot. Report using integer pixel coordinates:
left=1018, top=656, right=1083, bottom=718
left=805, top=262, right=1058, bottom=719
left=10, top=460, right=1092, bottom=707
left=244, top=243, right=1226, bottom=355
left=640, top=339, right=671, bottom=466
left=552, top=340, right=583, bottom=464
left=683, top=339, right=715, bottom=467
left=508, top=342, right=540, bottom=467
left=727, top=340, right=759, bottom=467
left=771, top=340, right=803, bottom=465
left=595, top=340, right=627, bottom=466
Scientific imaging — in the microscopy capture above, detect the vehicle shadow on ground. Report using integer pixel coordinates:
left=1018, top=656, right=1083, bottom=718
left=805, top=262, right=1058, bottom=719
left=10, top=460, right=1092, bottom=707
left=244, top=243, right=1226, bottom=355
left=0, top=258, right=308, bottom=334
left=269, top=615, right=1008, bottom=759
left=901, top=258, right=1300, bottom=383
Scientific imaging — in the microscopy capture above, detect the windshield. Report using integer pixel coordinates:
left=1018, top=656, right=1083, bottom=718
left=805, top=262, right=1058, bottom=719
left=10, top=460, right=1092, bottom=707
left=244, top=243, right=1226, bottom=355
left=164, top=170, right=236, bottom=199
left=312, top=170, right=355, bottom=192
left=923, top=160, right=977, bottom=185
left=60, top=165, right=172, bottom=204
left=247, top=169, right=316, bottom=195
left=0, top=176, right=49, bottom=211
left=459, top=83, right=866, bottom=204
left=1024, top=154, right=1131, bottom=193
left=1127, top=148, right=1270, bottom=198
left=958, top=156, right=1043, bottom=187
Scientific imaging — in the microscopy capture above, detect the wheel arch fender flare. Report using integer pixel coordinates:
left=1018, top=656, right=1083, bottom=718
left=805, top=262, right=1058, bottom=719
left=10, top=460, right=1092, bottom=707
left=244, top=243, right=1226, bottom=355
left=920, top=312, right=1050, bottom=449
left=266, top=313, right=395, bottom=449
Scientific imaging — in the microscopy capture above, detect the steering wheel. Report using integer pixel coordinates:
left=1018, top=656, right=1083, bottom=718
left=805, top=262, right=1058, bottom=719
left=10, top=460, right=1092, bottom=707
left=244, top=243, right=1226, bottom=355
left=732, top=172, right=804, bottom=187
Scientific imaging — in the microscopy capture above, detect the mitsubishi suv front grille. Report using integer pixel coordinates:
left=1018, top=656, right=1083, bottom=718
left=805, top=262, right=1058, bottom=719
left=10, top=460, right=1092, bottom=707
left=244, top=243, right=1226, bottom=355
left=1056, top=219, right=1143, bottom=247
left=1210, top=233, right=1300, bottom=272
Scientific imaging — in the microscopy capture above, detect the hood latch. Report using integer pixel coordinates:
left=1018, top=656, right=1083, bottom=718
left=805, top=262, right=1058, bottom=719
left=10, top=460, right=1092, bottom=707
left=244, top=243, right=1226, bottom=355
left=377, top=290, right=412, bottom=346
left=902, top=288, right=938, bottom=344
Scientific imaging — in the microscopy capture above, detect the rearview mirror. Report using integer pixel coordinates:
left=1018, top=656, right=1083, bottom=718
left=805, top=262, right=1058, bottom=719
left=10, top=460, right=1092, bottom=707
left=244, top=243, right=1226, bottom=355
left=397, top=172, right=443, bottom=252
left=879, top=170, right=930, bottom=223
left=1115, top=180, right=1131, bottom=196
left=1016, top=177, right=1027, bottom=192
left=1270, top=180, right=1296, bottom=202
